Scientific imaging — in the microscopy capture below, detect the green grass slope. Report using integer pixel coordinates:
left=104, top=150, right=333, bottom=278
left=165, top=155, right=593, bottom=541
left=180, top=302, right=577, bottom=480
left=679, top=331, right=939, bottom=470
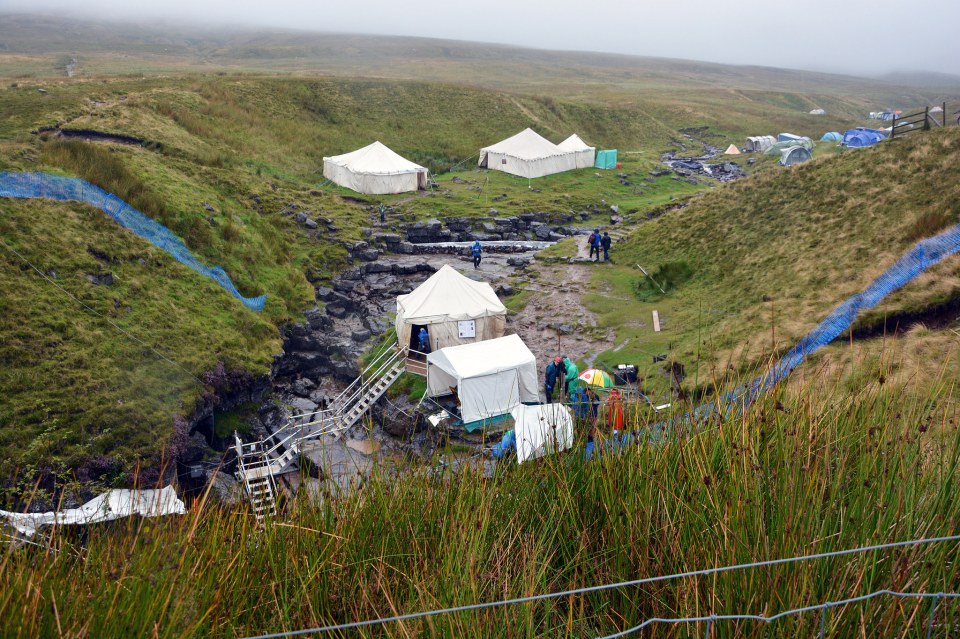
left=583, top=128, right=960, bottom=397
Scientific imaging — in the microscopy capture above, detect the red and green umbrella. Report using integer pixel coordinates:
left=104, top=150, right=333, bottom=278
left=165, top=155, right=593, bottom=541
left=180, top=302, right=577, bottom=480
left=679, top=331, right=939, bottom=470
left=578, top=368, right=614, bottom=389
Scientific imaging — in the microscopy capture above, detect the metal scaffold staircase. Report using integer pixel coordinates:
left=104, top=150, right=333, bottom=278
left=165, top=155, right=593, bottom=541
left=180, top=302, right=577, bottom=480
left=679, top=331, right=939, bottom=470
left=234, top=344, right=407, bottom=522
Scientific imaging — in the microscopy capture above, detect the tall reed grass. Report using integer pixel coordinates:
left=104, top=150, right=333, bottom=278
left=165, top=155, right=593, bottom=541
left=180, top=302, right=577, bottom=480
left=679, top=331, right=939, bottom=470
left=2, top=369, right=959, bottom=638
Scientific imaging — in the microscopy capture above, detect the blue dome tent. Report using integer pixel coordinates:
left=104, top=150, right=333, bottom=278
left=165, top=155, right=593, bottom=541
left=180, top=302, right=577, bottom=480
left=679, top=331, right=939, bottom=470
left=821, top=132, right=843, bottom=142
left=843, top=128, right=886, bottom=148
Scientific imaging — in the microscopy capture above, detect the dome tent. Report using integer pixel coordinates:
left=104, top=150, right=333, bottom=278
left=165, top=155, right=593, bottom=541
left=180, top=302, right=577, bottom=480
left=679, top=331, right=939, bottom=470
left=745, top=136, right=776, bottom=152
left=843, top=128, right=886, bottom=148
left=779, top=146, right=812, bottom=166
left=478, top=128, right=577, bottom=179
left=323, top=141, right=428, bottom=195
left=395, top=264, right=506, bottom=353
left=557, top=134, right=596, bottom=169
left=821, top=132, right=843, bottom=142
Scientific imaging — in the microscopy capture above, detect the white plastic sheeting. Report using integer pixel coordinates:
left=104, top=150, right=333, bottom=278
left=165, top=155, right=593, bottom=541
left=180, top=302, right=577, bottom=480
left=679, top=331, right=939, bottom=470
left=479, top=128, right=577, bottom=179
left=323, top=141, right=428, bottom=194
left=395, top=264, right=506, bottom=351
left=427, top=334, right=539, bottom=424
left=513, top=403, right=574, bottom=464
left=0, top=486, right=186, bottom=538
left=557, top=134, right=596, bottom=169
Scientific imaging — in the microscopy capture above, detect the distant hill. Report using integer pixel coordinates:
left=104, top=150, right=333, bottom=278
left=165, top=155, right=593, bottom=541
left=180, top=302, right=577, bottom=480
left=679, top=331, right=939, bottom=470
left=879, top=70, right=960, bottom=89
left=1, top=13, right=958, bottom=105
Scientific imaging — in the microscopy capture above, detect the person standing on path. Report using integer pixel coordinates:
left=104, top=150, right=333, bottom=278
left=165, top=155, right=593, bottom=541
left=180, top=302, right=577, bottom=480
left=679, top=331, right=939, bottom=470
left=562, top=356, right=579, bottom=396
left=601, top=231, right=612, bottom=262
left=472, top=240, right=482, bottom=269
left=591, top=229, right=602, bottom=262
left=544, top=358, right=559, bottom=403
left=588, top=230, right=598, bottom=261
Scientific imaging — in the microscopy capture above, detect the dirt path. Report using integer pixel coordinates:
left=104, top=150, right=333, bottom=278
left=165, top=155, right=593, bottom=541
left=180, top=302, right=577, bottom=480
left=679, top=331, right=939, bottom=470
left=509, top=261, right=615, bottom=396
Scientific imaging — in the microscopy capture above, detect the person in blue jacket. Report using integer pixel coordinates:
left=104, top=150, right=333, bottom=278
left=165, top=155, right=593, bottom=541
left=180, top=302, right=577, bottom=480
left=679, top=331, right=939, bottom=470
left=418, top=327, right=430, bottom=353
left=544, top=358, right=559, bottom=403
left=591, top=229, right=602, bottom=262
left=471, top=240, right=482, bottom=269
left=570, top=386, right=590, bottom=421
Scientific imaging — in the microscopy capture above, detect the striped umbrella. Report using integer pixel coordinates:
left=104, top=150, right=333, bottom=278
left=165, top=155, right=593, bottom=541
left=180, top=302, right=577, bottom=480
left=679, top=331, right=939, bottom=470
left=578, top=368, right=614, bottom=389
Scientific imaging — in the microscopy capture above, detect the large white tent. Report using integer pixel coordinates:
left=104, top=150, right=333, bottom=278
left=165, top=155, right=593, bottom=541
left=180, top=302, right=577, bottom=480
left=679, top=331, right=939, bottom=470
left=395, top=264, right=506, bottom=353
left=557, top=134, right=596, bottom=169
left=323, top=141, right=428, bottom=195
left=478, top=128, right=577, bottom=179
left=426, top=334, right=539, bottom=425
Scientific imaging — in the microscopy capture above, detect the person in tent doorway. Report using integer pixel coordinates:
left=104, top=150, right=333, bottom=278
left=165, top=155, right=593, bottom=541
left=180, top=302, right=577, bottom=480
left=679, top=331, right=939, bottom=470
left=588, top=229, right=598, bottom=260
left=418, top=327, right=431, bottom=354
left=591, top=229, right=602, bottom=262
left=471, top=240, right=482, bottom=269
left=601, top=231, right=612, bottom=262
left=544, top=357, right=559, bottom=403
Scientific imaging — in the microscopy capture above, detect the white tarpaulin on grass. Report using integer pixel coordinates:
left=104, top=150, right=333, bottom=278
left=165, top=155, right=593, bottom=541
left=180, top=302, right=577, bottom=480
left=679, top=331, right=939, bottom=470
left=427, top=334, right=538, bottom=424
left=0, top=486, right=186, bottom=538
left=513, top=403, right=574, bottom=464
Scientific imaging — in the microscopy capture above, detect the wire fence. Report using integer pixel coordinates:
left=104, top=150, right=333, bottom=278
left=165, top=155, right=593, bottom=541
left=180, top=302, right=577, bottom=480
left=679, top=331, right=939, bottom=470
left=0, top=171, right=267, bottom=311
left=238, top=534, right=960, bottom=639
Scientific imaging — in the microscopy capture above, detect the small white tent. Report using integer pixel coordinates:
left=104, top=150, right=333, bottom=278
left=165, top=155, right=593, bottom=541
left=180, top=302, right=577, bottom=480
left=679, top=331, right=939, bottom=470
left=395, top=264, right=506, bottom=353
left=479, top=128, right=577, bottom=179
left=557, top=134, right=596, bottom=169
left=323, top=141, right=428, bottom=195
left=426, top=334, right=539, bottom=425
left=724, top=144, right=741, bottom=155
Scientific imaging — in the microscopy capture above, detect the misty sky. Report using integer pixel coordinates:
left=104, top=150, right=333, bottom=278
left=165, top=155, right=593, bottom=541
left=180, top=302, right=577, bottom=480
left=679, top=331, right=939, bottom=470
left=3, top=0, right=958, bottom=76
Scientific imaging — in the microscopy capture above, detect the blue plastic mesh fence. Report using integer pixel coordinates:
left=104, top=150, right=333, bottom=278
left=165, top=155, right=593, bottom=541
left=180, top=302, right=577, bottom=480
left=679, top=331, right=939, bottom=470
left=578, top=223, right=960, bottom=459
left=0, top=172, right=267, bottom=312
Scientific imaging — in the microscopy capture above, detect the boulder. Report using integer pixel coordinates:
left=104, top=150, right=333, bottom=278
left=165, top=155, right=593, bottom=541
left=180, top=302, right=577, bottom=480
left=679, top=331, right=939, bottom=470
left=534, top=225, right=553, bottom=240
left=86, top=272, right=114, bottom=286
left=315, top=286, right=335, bottom=302
left=507, top=256, right=532, bottom=268
left=496, top=284, right=515, bottom=296
left=325, top=304, right=349, bottom=319
left=361, top=262, right=393, bottom=274
left=288, top=397, right=318, bottom=414
left=357, top=249, right=381, bottom=262
left=351, top=329, right=372, bottom=343
left=291, top=377, right=316, bottom=398
left=333, top=279, right=357, bottom=293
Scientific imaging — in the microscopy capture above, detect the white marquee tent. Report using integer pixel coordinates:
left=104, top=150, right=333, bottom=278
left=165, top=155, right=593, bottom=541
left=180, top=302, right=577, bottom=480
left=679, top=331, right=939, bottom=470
left=478, top=128, right=577, bottom=179
left=426, top=334, right=539, bottom=425
left=323, top=141, right=428, bottom=195
left=395, top=264, right=506, bottom=353
left=557, top=134, right=596, bottom=169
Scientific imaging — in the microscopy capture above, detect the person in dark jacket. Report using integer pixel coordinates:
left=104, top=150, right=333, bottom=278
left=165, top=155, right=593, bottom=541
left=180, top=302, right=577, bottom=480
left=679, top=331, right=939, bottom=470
left=587, top=230, right=598, bottom=260
left=418, top=327, right=430, bottom=353
left=544, top=358, right=559, bottom=403
left=471, top=240, right=482, bottom=269
left=591, top=229, right=602, bottom=262
left=601, top=231, right=612, bottom=262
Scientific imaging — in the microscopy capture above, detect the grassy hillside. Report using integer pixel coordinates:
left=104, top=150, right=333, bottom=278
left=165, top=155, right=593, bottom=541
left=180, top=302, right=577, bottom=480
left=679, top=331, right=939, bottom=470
left=2, top=376, right=959, bottom=637
left=568, top=127, right=960, bottom=398
left=0, top=72, right=744, bottom=500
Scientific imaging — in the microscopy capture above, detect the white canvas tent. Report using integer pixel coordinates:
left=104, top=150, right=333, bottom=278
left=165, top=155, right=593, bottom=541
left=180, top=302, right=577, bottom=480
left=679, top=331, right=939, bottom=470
left=395, top=264, right=506, bottom=353
left=745, top=136, right=776, bottom=153
left=513, top=403, right=574, bottom=464
left=557, top=134, right=596, bottom=169
left=323, top=141, right=428, bottom=195
left=426, top=334, right=539, bottom=425
left=478, top=128, right=577, bottom=179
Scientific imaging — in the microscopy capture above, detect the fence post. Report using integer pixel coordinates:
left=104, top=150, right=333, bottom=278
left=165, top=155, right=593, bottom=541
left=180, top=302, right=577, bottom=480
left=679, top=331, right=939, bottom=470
left=924, top=106, right=931, bottom=131
left=926, top=593, right=941, bottom=639
left=943, top=102, right=948, bottom=128
left=891, top=113, right=896, bottom=139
